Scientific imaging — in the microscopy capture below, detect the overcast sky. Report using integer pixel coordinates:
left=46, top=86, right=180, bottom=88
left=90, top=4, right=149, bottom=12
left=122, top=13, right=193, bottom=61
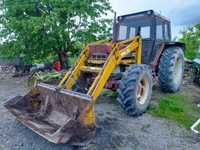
left=0, top=1, right=200, bottom=39
left=109, top=0, right=200, bottom=38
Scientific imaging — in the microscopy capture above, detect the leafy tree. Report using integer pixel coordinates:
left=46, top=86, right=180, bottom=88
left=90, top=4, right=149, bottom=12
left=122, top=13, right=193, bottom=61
left=0, top=0, right=113, bottom=65
left=179, top=24, right=200, bottom=59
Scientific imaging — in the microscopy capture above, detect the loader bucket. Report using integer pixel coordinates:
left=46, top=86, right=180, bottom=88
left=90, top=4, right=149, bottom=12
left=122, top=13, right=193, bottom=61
left=4, top=83, right=96, bottom=145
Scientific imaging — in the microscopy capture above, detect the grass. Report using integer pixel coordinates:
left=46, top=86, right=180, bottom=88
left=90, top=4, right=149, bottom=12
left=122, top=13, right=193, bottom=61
left=185, top=50, right=197, bottom=60
left=149, top=93, right=199, bottom=129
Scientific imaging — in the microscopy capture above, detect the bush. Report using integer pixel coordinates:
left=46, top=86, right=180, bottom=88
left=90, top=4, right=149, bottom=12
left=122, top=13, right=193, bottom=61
left=179, top=25, right=200, bottom=60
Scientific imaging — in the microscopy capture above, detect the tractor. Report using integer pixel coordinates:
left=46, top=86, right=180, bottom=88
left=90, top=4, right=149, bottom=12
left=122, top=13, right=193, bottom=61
left=5, top=10, right=185, bottom=145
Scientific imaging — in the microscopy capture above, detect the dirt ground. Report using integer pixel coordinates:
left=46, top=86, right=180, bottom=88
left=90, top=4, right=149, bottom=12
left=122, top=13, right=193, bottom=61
left=0, top=75, right=200, bottom=150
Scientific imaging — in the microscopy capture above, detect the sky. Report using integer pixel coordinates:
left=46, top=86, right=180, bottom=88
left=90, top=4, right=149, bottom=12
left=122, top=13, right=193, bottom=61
left=0, top=0, right=200, bottom=39
left=109, top=0, right=200, bottom=38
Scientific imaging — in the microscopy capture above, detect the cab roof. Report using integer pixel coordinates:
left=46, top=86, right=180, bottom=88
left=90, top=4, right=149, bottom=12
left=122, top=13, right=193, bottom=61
left=118, top=10, right=170, bottom=23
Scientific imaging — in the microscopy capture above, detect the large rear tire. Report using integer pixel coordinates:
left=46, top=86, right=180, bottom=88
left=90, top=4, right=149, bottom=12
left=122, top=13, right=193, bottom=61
left=117, top=65, right=153, bottom=116
left=158, top=47, right=184, bottom=93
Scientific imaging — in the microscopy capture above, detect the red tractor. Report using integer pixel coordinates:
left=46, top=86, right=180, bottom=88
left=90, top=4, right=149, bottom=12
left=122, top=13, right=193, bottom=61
left=5, top=10, right=185, bottom=145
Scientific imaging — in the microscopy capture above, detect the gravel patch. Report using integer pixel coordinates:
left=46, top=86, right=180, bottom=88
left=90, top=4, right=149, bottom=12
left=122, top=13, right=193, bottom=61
left=0, top=77, right=200, bottom=150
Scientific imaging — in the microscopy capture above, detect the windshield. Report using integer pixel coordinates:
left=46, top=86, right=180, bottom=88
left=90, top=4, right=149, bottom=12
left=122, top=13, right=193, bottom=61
left=117, top=16, right=152, bottom=41
left=118, top=24, right=151, bottom=40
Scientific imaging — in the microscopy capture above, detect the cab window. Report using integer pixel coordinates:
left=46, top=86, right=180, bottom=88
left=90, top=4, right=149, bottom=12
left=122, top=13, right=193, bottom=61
left=141, top=26, right=150, bottom=39
left=164, top=24, right=170, bottom=40
left=118, top=25, right=128, bottom=40
left=156, top=24, right=163, bottom=40
left=129, top=27, right=136, bottom=38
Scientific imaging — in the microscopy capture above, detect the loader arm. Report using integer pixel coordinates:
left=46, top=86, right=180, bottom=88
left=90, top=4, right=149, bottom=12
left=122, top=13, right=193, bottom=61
left=60, top=36, right=142, bottom=102
left=88, top=36, right=142, bottom=101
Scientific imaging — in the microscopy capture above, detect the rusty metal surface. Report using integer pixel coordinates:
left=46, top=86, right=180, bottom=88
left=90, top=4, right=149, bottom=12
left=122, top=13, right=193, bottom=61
left=4, top=83, right=95, bottom=145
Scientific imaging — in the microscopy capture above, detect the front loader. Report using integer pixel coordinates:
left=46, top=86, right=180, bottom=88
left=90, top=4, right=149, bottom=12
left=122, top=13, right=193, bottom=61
left=5, top=10, right=185, bottom=145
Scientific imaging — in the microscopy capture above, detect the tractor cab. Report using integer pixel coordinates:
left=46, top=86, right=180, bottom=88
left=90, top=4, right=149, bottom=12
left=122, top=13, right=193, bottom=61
left=88, top=10, right=174, bottom=67
left=114, top=10, right=171, bottom=64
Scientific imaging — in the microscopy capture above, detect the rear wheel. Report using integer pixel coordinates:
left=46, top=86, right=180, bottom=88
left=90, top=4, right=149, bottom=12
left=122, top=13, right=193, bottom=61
left=158, top=47, right=184, bottom=92
left=117, top=65, right=153, bottom=116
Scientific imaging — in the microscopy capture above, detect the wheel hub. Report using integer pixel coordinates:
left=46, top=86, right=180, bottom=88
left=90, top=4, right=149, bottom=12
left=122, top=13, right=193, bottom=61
left=173, top=56, right=183, bottom=85
left=136, top=75, right=149, bottom=105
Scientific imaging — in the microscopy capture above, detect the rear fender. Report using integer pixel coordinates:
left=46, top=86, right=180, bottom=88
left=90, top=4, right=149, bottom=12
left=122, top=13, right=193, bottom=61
left=151, top=42, right=185, bottom=74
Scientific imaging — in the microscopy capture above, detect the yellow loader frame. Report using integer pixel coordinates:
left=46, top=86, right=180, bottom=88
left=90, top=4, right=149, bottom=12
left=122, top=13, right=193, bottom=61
left=58, top=36, right=142, bottom=127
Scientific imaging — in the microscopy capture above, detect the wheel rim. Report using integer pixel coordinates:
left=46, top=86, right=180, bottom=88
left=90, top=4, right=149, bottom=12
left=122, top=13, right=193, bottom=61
left=173, top=56, right=183, bottom=85
left=136, top=75, right=150, bottom=105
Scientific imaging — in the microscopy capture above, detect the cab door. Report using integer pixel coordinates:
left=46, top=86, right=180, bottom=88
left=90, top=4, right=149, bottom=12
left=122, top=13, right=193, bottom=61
left=150, top=18, right=170, bottom=63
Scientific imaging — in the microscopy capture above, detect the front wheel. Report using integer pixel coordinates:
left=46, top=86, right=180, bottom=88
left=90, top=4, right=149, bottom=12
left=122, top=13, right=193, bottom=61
left=117, top=65, right=153, bottom=116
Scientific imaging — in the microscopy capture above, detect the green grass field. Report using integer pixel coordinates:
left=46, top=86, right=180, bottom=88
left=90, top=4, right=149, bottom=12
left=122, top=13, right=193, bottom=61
left=149, top=93, right=199, bottom=129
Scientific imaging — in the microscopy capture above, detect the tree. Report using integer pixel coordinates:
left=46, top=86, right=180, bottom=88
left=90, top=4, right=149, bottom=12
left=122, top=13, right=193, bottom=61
left=179, top=24, right=200, bottom=59
left=0, top=0, right=113, bottom=65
